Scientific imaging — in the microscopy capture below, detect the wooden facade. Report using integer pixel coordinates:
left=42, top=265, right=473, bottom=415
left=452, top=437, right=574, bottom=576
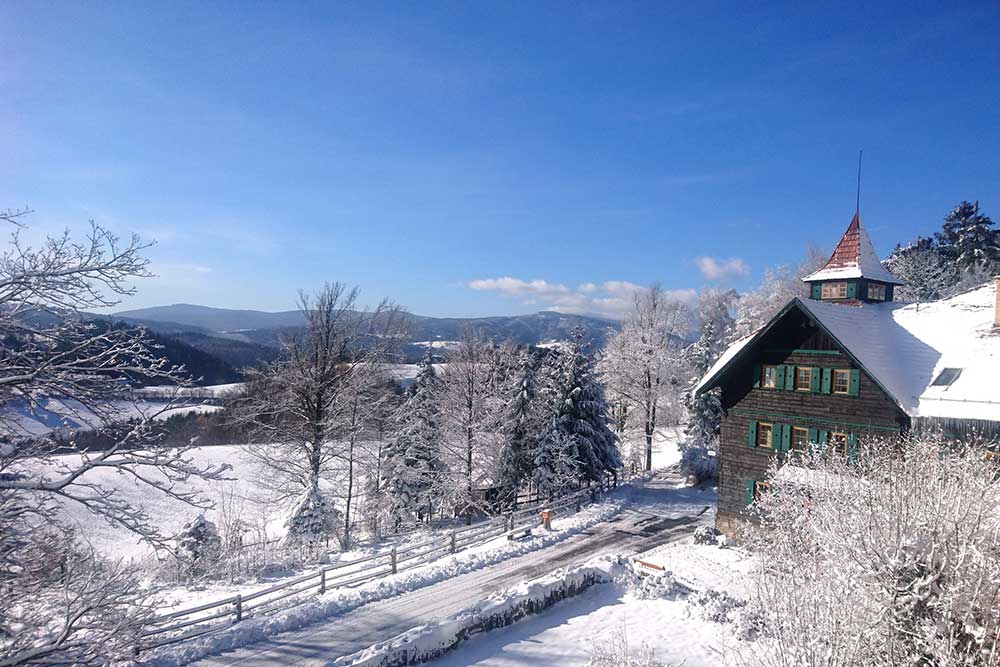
left=713, top=305, right=909, bottom=534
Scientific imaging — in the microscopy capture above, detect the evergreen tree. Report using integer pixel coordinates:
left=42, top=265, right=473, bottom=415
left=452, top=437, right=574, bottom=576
left=936, top=200, right=1000, bottom=270
left=496, top=349, right=542, bottom=505
left=544, top=327, right=621, bottom=484
left=381, top=349, right=447, bottom=527
left=283, top=482, right=341, bottom=546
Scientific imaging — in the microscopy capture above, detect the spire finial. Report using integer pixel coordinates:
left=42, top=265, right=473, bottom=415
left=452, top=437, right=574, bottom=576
left=856, top=149, right=863, bottom=217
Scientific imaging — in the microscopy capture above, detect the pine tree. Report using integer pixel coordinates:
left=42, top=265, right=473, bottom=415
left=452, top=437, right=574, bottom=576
left=545, top=327, right=621, bottom=484
left=381, top=349, right=447, bottom=527
left=936, top=200, right=1000, bottom=270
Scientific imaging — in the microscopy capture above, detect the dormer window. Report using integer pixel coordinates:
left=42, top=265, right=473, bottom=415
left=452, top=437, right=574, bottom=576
left=867, top=283, right=886, bottom=301
left=821, top=282, right=848, bottom=299
left=931, top=368, right=962, bottom=387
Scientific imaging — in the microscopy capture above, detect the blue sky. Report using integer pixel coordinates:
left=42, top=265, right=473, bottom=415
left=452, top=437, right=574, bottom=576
left=2, top=2, right=998, bottom=318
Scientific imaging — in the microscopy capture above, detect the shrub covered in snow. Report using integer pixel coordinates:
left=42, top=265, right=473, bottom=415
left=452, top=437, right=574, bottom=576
left=739, top=434, right=1000, bottom=667
left=679, top=443, right=718, bottom=483
left=589, top=623, right=666, bottom=667
left=174, top=514, right=222, bottom=576
left=692, top=525, right=720, bottom=545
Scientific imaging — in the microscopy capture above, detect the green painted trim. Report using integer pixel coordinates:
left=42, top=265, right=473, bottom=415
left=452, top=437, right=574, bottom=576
left=728, top=407, right=901, bottom=433
left=766, top=348, right=845, bottom=356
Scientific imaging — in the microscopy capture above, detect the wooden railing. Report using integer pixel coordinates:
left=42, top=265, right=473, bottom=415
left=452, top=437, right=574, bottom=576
left=140, top=480, right=613, bottom=651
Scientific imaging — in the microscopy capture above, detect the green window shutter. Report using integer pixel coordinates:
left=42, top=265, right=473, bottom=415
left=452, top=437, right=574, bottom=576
left=847, top=281, right=857, bottom=299
left=811, top=283, right=822, bottom=299
left=784, top=365, right=796, bottom=392
left=810, top=367, right=821, bottom=392
left=847, top=433, right=859, bottom=463
left=748, top=421, right=757, bottom=448
left=775, top=365, right=786, bottom=390
left=745, top=480, right=756, bottom=506
left=821, top=367, right=832, bottom=394
left=781, top=423, right=791, bottom=451
left=752, top=363, right=761, bottom=388
left=849, top=369, right=861, bottom=396
left=808, top=427, right=819, bottom=452
left=819, top=430, right=829, bottom=452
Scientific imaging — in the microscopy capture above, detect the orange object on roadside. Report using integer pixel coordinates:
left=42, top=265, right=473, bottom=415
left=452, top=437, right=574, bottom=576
left=540, top=509, right=553, bottom=530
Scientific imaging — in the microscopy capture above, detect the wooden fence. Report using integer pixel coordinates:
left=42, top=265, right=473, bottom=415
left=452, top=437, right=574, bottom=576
left=140, top=480, right=613, bottom=652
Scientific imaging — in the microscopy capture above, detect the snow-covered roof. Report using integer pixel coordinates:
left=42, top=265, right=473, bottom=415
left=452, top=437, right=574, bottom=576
left=802, top=213, right=904, bottom=285
left=698, top=283, right=1000, bottom=422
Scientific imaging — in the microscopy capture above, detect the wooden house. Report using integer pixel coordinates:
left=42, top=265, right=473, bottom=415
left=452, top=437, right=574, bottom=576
left=695, top=213, right=1000, bottom=535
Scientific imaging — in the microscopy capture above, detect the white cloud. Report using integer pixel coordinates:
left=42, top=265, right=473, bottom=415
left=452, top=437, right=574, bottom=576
left=467, top=277, right=696, bottom=319
left=468, top=277, right=569, bottom=297
left=695, top=256, right=751, bottom=281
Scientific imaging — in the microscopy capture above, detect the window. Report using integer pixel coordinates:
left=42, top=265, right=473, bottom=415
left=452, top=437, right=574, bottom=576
left=756, top=422, right=774, bottom=449
left=754, top=481, right=771, bottom=502
left=821, top=282, right=848, bottom=299
left=833, top=369, right=851, bottom=394
left=792, top=427, right=809, bottom=452
left=761, top=365, right=777, bottom=389
left=985, top=451, right=1000, bottom=464
left=794, top=367, right=813, bottom=391
left=932, top=368, right=962, bottom=387
left=867, top=283, right=886, bottom=301
left=829, top=431, right=849, bottom=458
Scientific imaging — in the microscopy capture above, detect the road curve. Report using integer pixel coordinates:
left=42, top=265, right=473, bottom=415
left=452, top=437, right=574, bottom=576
left=186, top=471, right=714, bottom=667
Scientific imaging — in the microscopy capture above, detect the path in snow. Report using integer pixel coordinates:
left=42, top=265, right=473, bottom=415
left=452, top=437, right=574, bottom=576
left=185, top=470, right=713, bottom=667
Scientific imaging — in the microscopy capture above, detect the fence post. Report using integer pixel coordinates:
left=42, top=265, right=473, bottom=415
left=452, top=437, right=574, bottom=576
left=391, top=547, right=397, bottom=574
left=506, top=513, right=513, bottom=532
left=319, top=569, right=326, bottom=595
left=234, top=594, right=242, bottom=623
left=450, top=531, right=457, bottom=554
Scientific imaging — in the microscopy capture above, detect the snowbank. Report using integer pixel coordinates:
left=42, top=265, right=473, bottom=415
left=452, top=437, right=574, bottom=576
left=332, top=556, right=628, bottom=667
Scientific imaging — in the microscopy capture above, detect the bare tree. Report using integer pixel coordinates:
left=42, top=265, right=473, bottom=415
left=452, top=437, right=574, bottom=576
left=598, top=285, right=692, bottom=471
left=0, top=210, right=229, bottom=664
left=436, top=331, right=517, bottom=523
left=231, top=283, right=404, bottom=545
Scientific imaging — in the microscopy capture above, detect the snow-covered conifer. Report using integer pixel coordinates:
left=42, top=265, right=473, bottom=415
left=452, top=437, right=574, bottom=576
left=283, top=482, right=341, bottom=546
left=381, top=349, right=447, bottom=527
left=547, top=327, right=621, bottom=483
left=936, top=200, right=1000, bottom=271
left=174, top=514, right=222, bottom=576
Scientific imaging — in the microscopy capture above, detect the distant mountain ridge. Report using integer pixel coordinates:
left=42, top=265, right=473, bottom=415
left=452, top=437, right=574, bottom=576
left=111, top=304, right=621, bottom=359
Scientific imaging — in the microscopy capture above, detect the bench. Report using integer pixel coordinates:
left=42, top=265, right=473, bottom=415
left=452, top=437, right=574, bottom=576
left=506, top=526, right=532, bottom=541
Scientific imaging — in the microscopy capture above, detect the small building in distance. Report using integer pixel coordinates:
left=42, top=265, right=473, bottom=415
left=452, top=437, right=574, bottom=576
left=696, top=213, right=1000, bottom=535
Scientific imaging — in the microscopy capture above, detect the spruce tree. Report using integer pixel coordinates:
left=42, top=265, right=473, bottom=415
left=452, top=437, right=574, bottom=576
left=936, top=200, right=1000, bottom=270
left=544, top=327, right=621, bottom=484
left=381, top=349, right=446, bottom=527
left=495, top=351, right=532, bottom=504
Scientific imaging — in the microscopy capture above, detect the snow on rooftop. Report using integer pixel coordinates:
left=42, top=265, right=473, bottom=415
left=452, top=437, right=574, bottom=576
left=694, top=332, right=756, bottom=395
left=800, top=282, right=1000, bottom=420
left=698, top=282, right=1000, bottom=422
left=801, top=213, right=904, bottom=285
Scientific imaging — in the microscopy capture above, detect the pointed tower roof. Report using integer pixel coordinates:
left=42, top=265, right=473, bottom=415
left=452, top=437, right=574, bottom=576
left=802, top=213, right=904, bottom=284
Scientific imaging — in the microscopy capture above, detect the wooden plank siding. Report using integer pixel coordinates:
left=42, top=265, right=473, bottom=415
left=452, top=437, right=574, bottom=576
left=715, top=306, right=909, bottom=531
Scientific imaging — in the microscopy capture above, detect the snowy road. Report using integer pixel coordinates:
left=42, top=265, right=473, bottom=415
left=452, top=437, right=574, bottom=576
left=186, top=471, right=713, bottom=667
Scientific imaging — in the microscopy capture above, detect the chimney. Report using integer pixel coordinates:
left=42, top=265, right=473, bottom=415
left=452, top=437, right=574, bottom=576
left=995, top=276, right=1000, bottom=328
